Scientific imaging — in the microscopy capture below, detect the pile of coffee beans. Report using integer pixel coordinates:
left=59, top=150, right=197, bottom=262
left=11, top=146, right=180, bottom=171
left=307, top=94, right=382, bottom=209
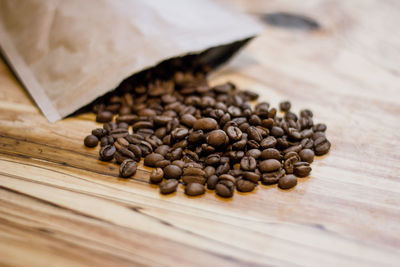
left=83, top=60, right=330, bottom=198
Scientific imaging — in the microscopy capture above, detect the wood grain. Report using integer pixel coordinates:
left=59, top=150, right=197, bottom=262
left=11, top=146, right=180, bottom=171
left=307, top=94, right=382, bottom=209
left=1, top=1, right=400, bottom=266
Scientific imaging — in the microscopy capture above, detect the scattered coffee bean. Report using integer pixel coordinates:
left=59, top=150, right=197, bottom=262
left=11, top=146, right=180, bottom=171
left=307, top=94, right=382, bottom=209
left=163, top=164, right=183, bottom=179
left=84, top=135, right=99, bottom=147
left=159, top=179, right=179, bottom=194
left=119, top=159, right=137, bottom=178
left=294, top=162, right=312, bottom=177
left=144, top=153, right=164, bottom=167
left=236, top=179, right=256, bottom=192
left=259, top=159, right=282, bottom=173
left=299, top=149, right=314, bottom=163
left=185, top=183, right=205, bottom=196
left=99, top=145, right=116, bottom=161
left=150, top=168, right=164, bottom=183
left=278, top=174, right=298, bottom=189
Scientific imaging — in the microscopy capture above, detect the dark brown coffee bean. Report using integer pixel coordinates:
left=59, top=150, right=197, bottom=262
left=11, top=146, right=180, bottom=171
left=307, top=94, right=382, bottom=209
left=236, top=179, right=256, bottom=192
left=172, top=160, right=185, bottom=169
left=91, top=128, right=107, bottom=138
left=247, top=126, right=262, bottom=142
left=154, top=145, right=170, bottom=157
left=270, top=126, right=284, bottom=137
left=216, top=163, right=230, bottom=176
left=183, top=167, right=205, bottom=177
left=300, top=109, right=313, bottom=118
left=284, top=156, right=299, bottom=174
left=193, top=118, right=218, bottom=131
left=232, top=138, right=247, bottom=150
left=114, top=151, right=129, bottom=164
left=313, top=123, right=327, bottom=132
left=159, top=179, right=179, bottom=194
left=144, top=153, right=165, bottom=167
left=185, top=183, right=205, bottom=196
left=301, top=129, right=314, bottom=139
left=288, top=128, right=302, bottom=140
left=182, top=175, right=206, bottom=185
left=116, top=137, right=129, bottom=147
left=150, top=168, right=164, bottom=183
left=226, top=126, right=242, bottom=141
left=171, top=127, right=189, bottom=140
left=243, top=172, right=261, bottom=183
left=261, top=168, right=285, bottom=185
left=247, top=140, right=260, bottom=149
left=283, top=145, right=302, bottom=154
left=218, top=174, right=236, bottom=185
left=216, top=182, right=234, bottom=198
left=261, top=148, right=281, bottom=160
left=314, top=137, right=331, bottom=156
left=119, top=159, right=137, bottom=178
left=153, top=116, right=171, bottom=126
left=299, top=149, right=314, bottom=163
left=127, top=144, right=142, bottom=161
left=100, top=136, right=114, bottom=147
left=240, top=156, right=257, bottom=171
left=188, top=130, right=204, bottom=143
left=246, top=149, right=261, bottom=159
left=283, top=151, right=300, bottom=161
left=260, top=136, right=277, bottom=149
left=206, top=130, right=228, bottom=147
left=278, top=174, right=297, bottom=189
left=207, top=175, right=218, bottom=190
left=96, top=111, right=113, bottom=123
left=204, top=166, right=216, bottom=178
left=168, top=147, right=183, bottom=161
left=312, top=131, right=326, bottom=141
left=163, top=164, right=182, bottom=179
left=99, top=145, right=116, bottom=161
left=300, top=138, right=314, bottom=149
left=84, top=135, right=98, bottom=147
left=279, top=101, right=291, bottom=112
left=181, top=114, right=197, bottom=127
left=228, top=169, right=243, bottom=178
left=259, top=159, right=281, bottom=173
left=110, top=128, right=129, bottom=139
left=294, top=162, right=312, bottom=177
left=116, top=114, right=139, bottom=124
left=138, top=141, right=153, bottom=156
left=205, top=154, right=221, bottom=166
left=155, top=160, right=171, bottom=168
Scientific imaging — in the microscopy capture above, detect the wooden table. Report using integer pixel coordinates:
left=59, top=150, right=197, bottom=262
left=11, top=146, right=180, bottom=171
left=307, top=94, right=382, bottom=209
left=1, top=1, right=400, bottom=266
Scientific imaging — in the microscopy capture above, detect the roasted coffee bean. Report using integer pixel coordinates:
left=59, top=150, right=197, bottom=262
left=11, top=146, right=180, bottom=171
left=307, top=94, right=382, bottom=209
left=206, top=130, right=228, bottom=147
left=138, top=141, right=153, bottom=156
left=284, top=156, right=299, bottom=174
left=207, top=175, right=218, bottom=190
left=84, top=135, right=98, bottom=147
left=283, top=144, right=302, bottom=154
left=128, top=144, right=142, bottom=161
left=96, top=111, right=113, bottom=123
left=260, top=136, right=277, bottom=149
left=216, top=181, right=234, bottom=198
left=181, top=114, right=197, bottom=127
left=314, top=137, right=331, bottom=155
left=313, top=123, right=327, bottom=132
left=283, top=151, right=300, bottom=161
left=159, top=179, right=179, bottom=194
left=261, top=148, right=281, bottom=160
left=185, top=183, right=205, bottom=196
left=300, top=109, right=313, bottom=118
left=259, top=159, right=281, bottom=173
left=114, top=151, right=129, bottom=164
left=99, top=145, right=116, bottom=161
left=243, top=171, right=261, bottom=183
left=236, top=179, right=256, bottom=192
left=294, top=162, right=312, bottom=177
left=164, top=164, right=183, bottom=179
left=110, top=128, right=129, bottom=139
left=171, top=128, right=189, bottom=140
left=100, top=136, right=114, bottom=147
left=270, top=126, right=284, bottom=137
left=216, top=162, right=230, bottom=176
left=279, top=101, right=291, bottom=112
left=155, top=160, right=171, bottom=168
left=91, top=128, right=107, bottom=138
left=312, top=131, right=326, bottom=141
left=182, top=175, right=206, bottom=184
left=226, top=126, right=243, bottom=141
left=261, top=168, right=285, bottom=185
left=300, top=138, right=314, bottom=149
left=183, top=167, right=205, bottom=177
left=205, top=154, right=221, bottom=166
left=188, top=130, right=204, bottom=143
left=119, top=159, right=137, bottom=178
left=144, top=153, right=164, bottom=167
left=299, top=149, right=314, bottom=163
left=246, top=149, right=261, bottom=159
left=219, top=174, right=236, bottom=185
left=150, top=168, right=164, bottom=183
left=232, top=138, right=247, bottom=150
left=103, top=122, right=117, bottom=133
left=228, top=169, right=243, bottom=178
left=204, top=166, right=216, bottom=178
left=278, top=174, right=297, bottom=189
left=154, top=145, right=170, bottom=157
left=193, top=118, right=218, bottom=131
left=247, top=126, right=262, bottom=142
left=240, top=156, right=257, bottom=171
left=172, top=160, right=185, bottom=169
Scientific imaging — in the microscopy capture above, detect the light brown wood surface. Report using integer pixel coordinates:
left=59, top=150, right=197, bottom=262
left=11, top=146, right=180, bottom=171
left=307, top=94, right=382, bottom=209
left=1, top=1, right=400, bottom=266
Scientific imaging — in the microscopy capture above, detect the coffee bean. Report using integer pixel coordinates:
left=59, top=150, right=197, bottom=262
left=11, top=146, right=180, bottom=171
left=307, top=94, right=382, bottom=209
left=218, top=174, right=236, bottom=185
left=144, top=153, right=164, bottom=167
left=205, top=154, right=221, bottom=166
left=164, top=164, right=182, bottom=179
left=91, top=128, right=107, bottom=138
left=154, top=145, right=170, bottom=157
left=240, top=156, right=257, bottom=171
left=236, top=179, right=256, bottom=192
left=119, top=159, right=137, bottom=178
left=261, top=168, right=285, bottom=185
left=314, top=137, right=331, bottom=155
left=278, top=174, right=297, bottom=189
left=226, top=126, right=242, bottom=141
left=216, top=181, right=234, bottom=198
left=188, top=130, right=204, bottom=143
left=96, top=111, right=113, bottom=123
left=181, top=114, right=197, bottom=127
left=261, top=148, right=281, bottom=160
left=284, top=156, right=299, bottom=174
left=243, top=171, right=261, bottom=183
left=138, top=141, right=153, bottom=156
left=155, top=160, right=171, bottom=168
left=204, top=166, right=216, bottom=178
left=207, top=175, right=218, bottom=190
left=84, top=135, right=99, bottom=147
left=99, top=145, right=116, bottom=161
left=172, top=160, right=185, bottom=169
left=279, top=101, right=291, bottom=112
left=270, top=126, right=284, bottom=137
left=294, top=162, right=312, bottom=177
left=110, top=128, right=129, bottom=139
left=299, top=149, right=314, bottom=163
left=171, top=128, right=189, bottom=140
left=185, top=183, right=205, bottom=196
left=206, top=130, right=228, bottom=147
left=150, top=168, right=164, bottom=183
left=247, top=126, right=262, bottom=142
left=127, top=144, right=142, bottom=161
left=159, top=179, right=179, bottom=194
left=313, top=123, right=327, bottom=132
left=246, top=149, right=261, bottom=159
left=260, top=136, right=277, bottom=149
left=193, top=118, right=218, bottom=131
left=259, top=159, right=281, bottom=173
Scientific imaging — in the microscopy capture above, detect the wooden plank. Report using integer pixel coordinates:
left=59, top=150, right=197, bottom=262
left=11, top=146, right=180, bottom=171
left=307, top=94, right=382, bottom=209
left=1, top=0, right=400, bottom=266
